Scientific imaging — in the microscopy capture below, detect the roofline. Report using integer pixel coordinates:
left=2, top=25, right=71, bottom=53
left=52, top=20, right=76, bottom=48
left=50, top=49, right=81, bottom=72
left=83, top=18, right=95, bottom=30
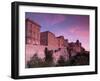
left=41, top=31, right=55, bottom=37
left=26, top=18, right=41, bottom=27
left=57, top=36, right=64, bottom=38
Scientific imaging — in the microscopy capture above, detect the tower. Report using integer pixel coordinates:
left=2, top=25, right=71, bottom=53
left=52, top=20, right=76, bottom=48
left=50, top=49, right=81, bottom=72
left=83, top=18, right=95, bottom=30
left=25, top=18, right=41, bottom=45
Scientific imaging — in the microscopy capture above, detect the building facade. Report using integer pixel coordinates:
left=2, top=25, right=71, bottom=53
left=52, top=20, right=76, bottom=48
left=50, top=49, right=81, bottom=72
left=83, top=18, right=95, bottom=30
left=40, top=31, right=58, bottom=48
left=68, top=40, right=83, bottom=56
left=25, top=19, right=41, bottom=45
left=25, top=18, right=86, bottom=65
left=57, top=36, right=65, bottom=48
left=25, top=18, right=84, bottom=52
left=64, top=39, right=69, bottom=47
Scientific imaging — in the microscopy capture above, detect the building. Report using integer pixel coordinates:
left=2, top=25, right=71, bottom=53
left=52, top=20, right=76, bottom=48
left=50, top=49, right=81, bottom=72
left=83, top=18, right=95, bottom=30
left=57, top=36, right=65, bottom=48
left=25, top=19, right=87, bottom=66
left=74, top=40, right=82, bottom=53
left=40, top=31, right=58, bottom=48
left=68, top=40, right=83, bottom=56
left=25, top=19, right=41, bottom=45
left=64, top=39, right=69, bottom=47
left=40, top=32, right=67, bottom=49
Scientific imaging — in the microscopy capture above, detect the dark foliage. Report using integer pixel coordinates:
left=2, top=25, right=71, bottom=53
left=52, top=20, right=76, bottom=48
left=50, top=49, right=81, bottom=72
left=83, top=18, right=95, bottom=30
left=44, top=47, right=53, bottom=62
left=27, top=48, right=54, bottom=68
left=27, top=48, right=89, bottom=68
left=27, top=53, right=44, bottom=68
left=57, top=51, right=89, bottom=66
left=57, top=55, right=66, bottom=66
left=70, top=52, right=89, bottom=65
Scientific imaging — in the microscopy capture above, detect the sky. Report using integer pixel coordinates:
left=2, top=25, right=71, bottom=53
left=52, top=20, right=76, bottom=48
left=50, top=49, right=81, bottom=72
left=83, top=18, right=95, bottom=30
left=25, top=12, right=89, bottom=51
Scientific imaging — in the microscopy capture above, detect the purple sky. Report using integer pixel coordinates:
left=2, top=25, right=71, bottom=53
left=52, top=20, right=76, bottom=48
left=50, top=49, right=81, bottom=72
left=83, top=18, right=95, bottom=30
left=25, top=12, right=89, bottom=51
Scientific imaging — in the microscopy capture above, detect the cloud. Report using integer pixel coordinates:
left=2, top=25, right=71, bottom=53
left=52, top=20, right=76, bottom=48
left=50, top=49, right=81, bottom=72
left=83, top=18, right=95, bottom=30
left=67, top=26, right=89, bottom=50
left=44, top=14, right=66, bottom=25
left=68, top=26, right=89, bottom=38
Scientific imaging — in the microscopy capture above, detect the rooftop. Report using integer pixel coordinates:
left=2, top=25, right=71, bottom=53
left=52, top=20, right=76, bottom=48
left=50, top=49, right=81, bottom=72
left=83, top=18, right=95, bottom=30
left=41, top=31, right=56, bottom=37
left=26, top=18, right=41, bottom=27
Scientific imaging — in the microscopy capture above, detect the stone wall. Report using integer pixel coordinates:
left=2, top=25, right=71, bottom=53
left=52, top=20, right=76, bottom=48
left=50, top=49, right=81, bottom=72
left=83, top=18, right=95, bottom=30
left=57, top=36, right=65, bottom=48
left=40, top=31, right=58, bottom=48
left=25, top=19, right=41, bottom=45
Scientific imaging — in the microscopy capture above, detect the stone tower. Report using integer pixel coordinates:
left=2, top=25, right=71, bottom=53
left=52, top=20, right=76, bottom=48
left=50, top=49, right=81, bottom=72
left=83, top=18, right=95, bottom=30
left=25, top=19, right=41, bottom=45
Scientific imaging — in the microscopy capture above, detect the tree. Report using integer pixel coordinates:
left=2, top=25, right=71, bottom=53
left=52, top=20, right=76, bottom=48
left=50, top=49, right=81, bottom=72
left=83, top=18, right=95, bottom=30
left=57, top=55, right=65, bottom=66
left=44, top=47, right=53, bottom=62
left=27, top=53, right=43, bottom=68
left=44, top=47, right=54, bottom=66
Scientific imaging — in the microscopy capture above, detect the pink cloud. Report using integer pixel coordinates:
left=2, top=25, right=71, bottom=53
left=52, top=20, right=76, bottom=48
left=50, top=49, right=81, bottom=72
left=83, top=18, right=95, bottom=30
left=69, top=26, right=89, bottom=37
left=44, top=15, right=66, bottom=25
left=68, top=26, right=89, bottom=51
